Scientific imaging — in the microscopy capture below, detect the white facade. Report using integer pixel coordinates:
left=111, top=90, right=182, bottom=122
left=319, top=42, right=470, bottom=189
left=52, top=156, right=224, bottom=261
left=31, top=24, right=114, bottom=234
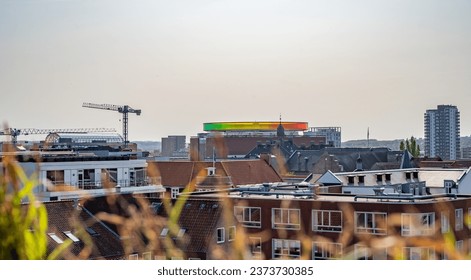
left=13, top=156, right=164, bottom=202
left=315, top=168, right=471, bottom=196
left=305, top=127, right=341, bottom=148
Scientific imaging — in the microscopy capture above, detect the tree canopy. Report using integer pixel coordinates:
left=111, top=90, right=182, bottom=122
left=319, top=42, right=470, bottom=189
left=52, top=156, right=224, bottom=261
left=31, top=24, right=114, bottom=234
left=399, top=136, right=420, bottom=157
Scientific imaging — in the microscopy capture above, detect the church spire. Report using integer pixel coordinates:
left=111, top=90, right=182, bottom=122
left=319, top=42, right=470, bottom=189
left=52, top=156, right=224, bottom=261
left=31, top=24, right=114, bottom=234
left=277, top=114, right=285, bottom=138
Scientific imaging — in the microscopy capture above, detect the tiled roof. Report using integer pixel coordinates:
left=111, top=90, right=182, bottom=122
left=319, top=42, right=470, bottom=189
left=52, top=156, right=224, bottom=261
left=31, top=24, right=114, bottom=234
left=419, top=160, right=471, bottom=169
left=170, top=199, right=223, bottom=253
left=287, top=147, right=402, bottom=173
left=83, top=194, right=225, bottom=256
left=148, top=161, right=194, bottom=187
left=221, top=160, right=283, bottom=185
left=148, top=159, right=282, bottom=188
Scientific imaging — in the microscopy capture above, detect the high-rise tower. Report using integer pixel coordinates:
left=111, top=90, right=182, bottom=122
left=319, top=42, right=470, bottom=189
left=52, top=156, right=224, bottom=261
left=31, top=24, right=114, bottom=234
left=424, top=105, right=460, bottom=160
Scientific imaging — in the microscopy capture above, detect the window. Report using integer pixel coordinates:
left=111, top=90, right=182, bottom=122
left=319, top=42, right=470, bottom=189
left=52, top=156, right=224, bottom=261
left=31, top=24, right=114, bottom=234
left=234, top=206, right=261, bottom=228
left=403, top=247, right=435, bottom=260
left=354, top=212, right=387, bottom=235
left=48, top=233, right=64, bottom=244
left=228, top=226, right=236, bottom=242
left=405, top=172, right=411, bottom=180
left=401, top=213, right=435, bottom=236
left=250, top=237, right=262, bottom=256
left=312, top=242, right=342, bottom=260
left=216, top=227, right=225, bottom=243
left=177, top=228, right=186, bottom=238
left=46, top=170, right=65, bottom=185
left=272, top=239, right=301, bottom=259
left=347, top=176, right=355, bottom=184
left=63, top=231, right=80, bottom=242
left=358, top=175, right=365, bottom=184
left=86, top=227, right=99, bottom=237
left=160, top=228, right=169, bottom=237
left=171, top=187, right=179, bottom=199
left=354, top=244, right=387, bottom=260
left=312, top=210, right=342, bottom=232
left=456, top=240, right=464, bottom=253
left=376, top=174, right=383, bottom=182
left=142, top=252, right=152, bottom=260
left=456, top=208, right=464, bottom=231
left=128, top=254, right=139, bottom=260
left=102, top=168, right=118, bottom=184
left=441, top=212, right=450, bottom=233
left=130, top=167, right=146, bottom=186
left=272, top=208, right=300, bottom=230
left=385, top=173, right=391, bottom=182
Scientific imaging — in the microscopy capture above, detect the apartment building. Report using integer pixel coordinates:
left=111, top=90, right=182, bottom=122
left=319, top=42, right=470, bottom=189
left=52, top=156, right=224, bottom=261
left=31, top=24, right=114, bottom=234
left=424, top=105, right=461, bottom=160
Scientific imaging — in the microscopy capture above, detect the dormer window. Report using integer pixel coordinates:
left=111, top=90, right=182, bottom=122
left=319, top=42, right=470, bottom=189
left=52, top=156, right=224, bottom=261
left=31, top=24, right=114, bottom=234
left=376, top=174, right=383, bottom=182
left=207, top=167, right=216, bottom=176
left=347, top=176, right=355, bottom=184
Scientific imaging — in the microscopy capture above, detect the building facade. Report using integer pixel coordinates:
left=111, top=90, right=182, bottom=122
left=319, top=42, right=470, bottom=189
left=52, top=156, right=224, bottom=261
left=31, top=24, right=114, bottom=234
left=424, top=105, right=460, bottom=160
left=462, top=147, right=471, bottom=159
left=161, top=135, right=186, bottom=157
left=304, top=127, right=342, bottom=148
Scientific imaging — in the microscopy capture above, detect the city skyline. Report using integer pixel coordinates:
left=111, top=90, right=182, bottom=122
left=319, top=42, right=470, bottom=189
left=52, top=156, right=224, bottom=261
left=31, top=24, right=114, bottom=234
left=1, top=1, right=470, bottom=142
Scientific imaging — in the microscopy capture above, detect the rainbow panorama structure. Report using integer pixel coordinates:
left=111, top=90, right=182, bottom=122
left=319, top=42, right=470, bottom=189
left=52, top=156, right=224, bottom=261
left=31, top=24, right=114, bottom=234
left=190, top=121, right=327, bottom=160
left=203, top=121, right=308, bottom=133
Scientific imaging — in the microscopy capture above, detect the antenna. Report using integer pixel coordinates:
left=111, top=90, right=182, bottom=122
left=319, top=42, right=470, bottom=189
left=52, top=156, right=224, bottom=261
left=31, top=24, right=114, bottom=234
left=367, top=127, right=370, bottom=148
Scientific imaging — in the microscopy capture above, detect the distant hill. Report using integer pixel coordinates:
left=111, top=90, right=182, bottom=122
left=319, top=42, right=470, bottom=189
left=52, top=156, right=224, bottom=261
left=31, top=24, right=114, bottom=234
left=342, top=136, right=471, bottom=151
left=134, top=141, right=161, bottom=152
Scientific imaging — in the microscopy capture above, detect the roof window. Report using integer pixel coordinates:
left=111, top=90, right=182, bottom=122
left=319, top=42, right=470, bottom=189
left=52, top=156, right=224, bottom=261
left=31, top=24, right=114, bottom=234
left=63, top=231, right=80, bottom=242
left=48, top=233, right=64, bottom=244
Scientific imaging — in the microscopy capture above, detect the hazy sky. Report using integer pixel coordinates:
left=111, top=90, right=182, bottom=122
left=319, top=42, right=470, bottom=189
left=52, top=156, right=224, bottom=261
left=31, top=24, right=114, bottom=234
left=1, top=0, right=470, bottom=142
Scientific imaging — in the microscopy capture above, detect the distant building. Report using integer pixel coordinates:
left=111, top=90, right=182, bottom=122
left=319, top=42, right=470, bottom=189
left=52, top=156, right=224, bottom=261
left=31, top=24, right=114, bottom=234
left=424, top=105, right=461, bottom=160
left=304, top=127, right=341, bottom=148
left=462, top=147, right=471, bottom=159
left=161, top=135, right=186, bottom=157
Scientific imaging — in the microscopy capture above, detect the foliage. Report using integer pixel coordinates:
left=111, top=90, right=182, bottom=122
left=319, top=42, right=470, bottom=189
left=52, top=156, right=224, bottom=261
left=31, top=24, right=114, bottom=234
left=400, top=136, right=421, bottom=157
left=0, top=154, right=48, bottom=259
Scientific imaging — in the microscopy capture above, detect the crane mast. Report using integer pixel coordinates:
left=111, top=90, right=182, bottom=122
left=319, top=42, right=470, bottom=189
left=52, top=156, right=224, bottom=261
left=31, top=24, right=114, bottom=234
left=82, top=102, right=141, bottom=147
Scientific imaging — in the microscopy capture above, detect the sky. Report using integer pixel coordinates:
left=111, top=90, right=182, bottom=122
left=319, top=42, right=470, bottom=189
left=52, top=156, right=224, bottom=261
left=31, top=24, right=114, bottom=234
left=1, top=0, right=470, bottom=142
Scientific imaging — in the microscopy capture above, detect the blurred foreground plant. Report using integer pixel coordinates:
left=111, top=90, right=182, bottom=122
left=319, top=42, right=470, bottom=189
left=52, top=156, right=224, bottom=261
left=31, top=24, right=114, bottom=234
left=0, top=153, right=49, bottom=259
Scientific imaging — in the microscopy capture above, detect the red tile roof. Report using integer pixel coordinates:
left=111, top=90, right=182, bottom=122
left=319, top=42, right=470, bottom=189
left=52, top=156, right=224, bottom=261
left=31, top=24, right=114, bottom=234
left=148, top=159, right=283, bottom=189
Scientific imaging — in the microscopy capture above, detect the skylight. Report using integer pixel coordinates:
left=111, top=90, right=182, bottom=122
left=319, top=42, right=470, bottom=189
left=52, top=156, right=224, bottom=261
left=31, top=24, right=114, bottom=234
left=160, top=228, right=169, bottom=237
left=177, top=228, right=186, bottom=238
left=48, top=233, right=64, bottom=244
left=86, top=227, right=99, bottom=236
left=63, top=231, right=80, bottom=242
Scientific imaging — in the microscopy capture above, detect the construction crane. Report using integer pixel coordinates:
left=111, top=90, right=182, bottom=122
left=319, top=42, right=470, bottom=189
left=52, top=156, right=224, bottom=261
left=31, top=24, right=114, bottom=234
left=0, top=127, right=117, bottom=144
left=82, top=102, right=141, bottom=147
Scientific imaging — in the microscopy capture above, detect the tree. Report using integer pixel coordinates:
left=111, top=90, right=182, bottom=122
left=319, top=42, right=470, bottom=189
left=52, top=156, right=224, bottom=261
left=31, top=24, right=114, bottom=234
left=399, top=136, right=420, bottom=157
